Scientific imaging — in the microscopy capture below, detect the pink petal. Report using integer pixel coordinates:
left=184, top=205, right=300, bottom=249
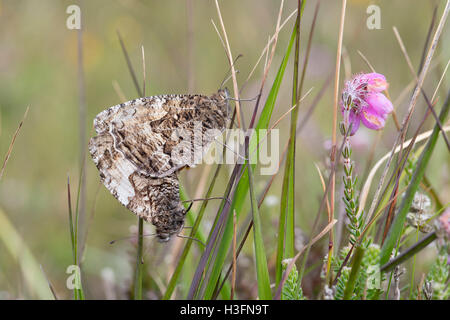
left=364, top=73, right=388, bottom=92
left=366, top=92, right=393, bottom=115
left=349, top=110, right=360, bottom=135
left=360, top=106, right=386, bottom=130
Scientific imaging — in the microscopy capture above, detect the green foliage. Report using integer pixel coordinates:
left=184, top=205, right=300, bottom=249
left=67, top=175, right=85, bottom=300
left=421, top=249, right=449, bottom=300
left=404, top=156, right=418, bottom=187
left=199, top=19, right=299, bottom=300
left=281, top=259, right=305, bottom=300
left=362, top=244, right=384, bottom=300
left=335, top=267, right=351, bottom=300
left=330, top=245, right=351, bottom=275
left=340, top=111, right=363, bottom=247
left=278, top=0, right=308, bottom=284
left=332, top=243, right=384, bottom=300
left=381, top=93, right=450, bottom=265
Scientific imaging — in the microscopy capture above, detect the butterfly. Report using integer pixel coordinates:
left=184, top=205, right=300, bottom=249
left=89, top=89, right=230, bottom=242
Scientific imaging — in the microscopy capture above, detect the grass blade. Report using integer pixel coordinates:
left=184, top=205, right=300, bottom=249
left=277, top=0, right=316, bottom=284
left=197, top=21, right=299, bottom=300
left=274, top=219, right=337, bottom=299
left=380, top=90, right=450, bottom=265
left=133, top=217, right=144, bottom=299
left=67, top=175, right=85, bottom=300
left=0, top=106, right=29, bottom=181
left=245, top=135, right=272, bottom=299
left=0, top=208, right=54, bottom=299
left=117, top=30, right=143, bottom=97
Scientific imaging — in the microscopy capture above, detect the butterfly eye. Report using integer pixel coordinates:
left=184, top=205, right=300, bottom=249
left=157, top=235, right=170, bottom=243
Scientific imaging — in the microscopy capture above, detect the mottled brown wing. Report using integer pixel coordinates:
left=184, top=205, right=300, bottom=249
left=89, top=131, right=182, bottom=225
left=91, top=96, right=174, bottom=178
left=88, top=92, right=228, bottom=216
left=91, top=93, right=228, bottom=175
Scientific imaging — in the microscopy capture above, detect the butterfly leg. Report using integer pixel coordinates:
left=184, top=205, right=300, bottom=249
left=185, top=200, right=194, bottom=213
left=176, top=233, right=205, bottom=247
left=213, top=137, right=248, bottom=161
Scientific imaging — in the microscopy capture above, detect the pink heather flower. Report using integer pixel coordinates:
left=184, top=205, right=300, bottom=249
left=439, top=209, right=450, bottom=237
left=341, top=73, right=393, bottom=135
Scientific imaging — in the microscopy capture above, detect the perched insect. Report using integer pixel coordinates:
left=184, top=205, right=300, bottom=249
left=89, top=89, right=230, bottom=242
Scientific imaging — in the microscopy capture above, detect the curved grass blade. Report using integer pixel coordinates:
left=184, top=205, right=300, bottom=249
left=0, top=208, right=54, bottom=299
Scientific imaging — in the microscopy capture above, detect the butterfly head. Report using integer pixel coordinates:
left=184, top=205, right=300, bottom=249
left=157, top=233, right=171, bottom=242
left=155, top=203, right=187, bottom=243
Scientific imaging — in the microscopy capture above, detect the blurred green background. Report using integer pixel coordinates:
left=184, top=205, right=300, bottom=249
left=0, top=0, right=448, bottom=299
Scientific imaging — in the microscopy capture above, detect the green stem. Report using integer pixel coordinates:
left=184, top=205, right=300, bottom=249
left=381, top=231, right=437, bottom=273
left=409, top=230, right=419, bottom=299
left=134, top=217, right=144, bottom=300
left=385, top=225, right=404, bottom=299
left=343, top=245, right=365, bottom=300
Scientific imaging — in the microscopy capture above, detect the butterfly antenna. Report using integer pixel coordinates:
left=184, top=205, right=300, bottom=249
left=220, top=72, right=238, bottom=89
left=226, top=94, right=260, bottom=102
left=220, top=54, right=243, bottom=89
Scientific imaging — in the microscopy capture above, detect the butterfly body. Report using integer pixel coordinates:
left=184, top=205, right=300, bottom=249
left=89, top=89, right=229, bottom=241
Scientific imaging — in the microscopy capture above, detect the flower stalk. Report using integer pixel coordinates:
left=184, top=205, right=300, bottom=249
left=343, top=245, right=365, bottom=299
left=339, top=72, right=393, bottom=247
left=340, top=98, right=363, bottom=246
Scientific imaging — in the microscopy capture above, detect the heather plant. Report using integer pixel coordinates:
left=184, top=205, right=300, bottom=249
left=331, top=243, right=385, bottom=300
left=413, top=248, right=449, bottom=300
left=340, top=72, right=393, bottom=246
left=281, top=258, right=305, bottom=300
